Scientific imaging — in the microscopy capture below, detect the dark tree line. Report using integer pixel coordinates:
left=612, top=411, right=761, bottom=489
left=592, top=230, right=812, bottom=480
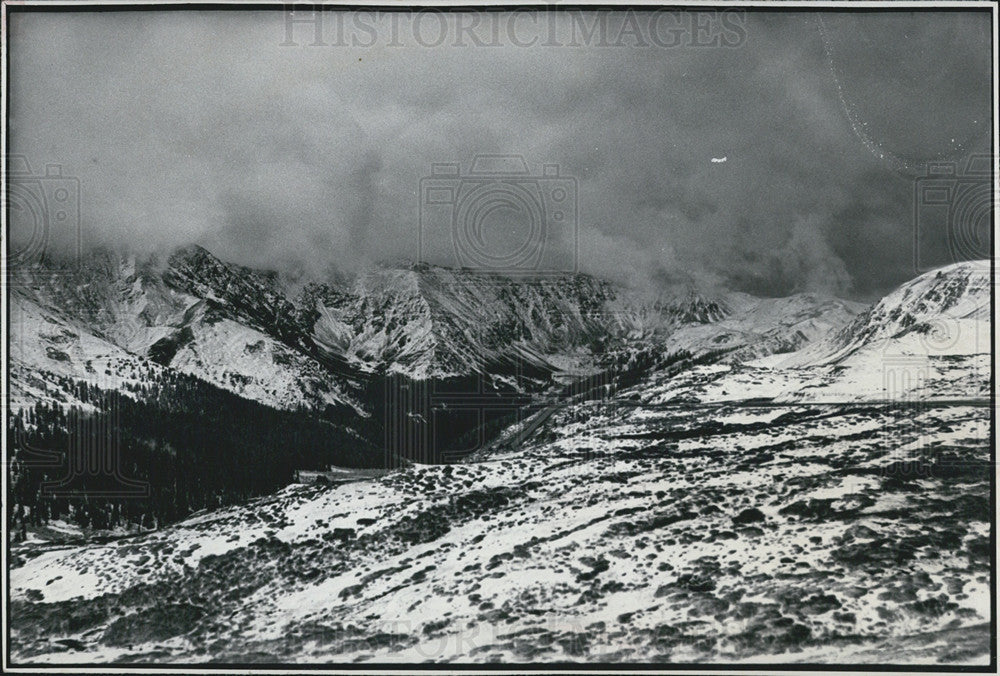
left=7, top=339, right=733, bottom=538
left=7, top=370, right=378, bottom=538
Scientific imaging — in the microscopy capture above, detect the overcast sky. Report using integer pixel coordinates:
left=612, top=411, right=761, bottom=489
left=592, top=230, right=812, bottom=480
left=8, top=9, right=992, bottom=300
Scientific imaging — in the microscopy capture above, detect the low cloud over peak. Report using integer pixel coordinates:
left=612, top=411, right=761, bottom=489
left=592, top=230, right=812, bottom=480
left=8, top=9, right=992, bottom=300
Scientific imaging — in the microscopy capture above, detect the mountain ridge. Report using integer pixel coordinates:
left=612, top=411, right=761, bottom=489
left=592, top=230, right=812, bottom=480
left=10, top=244, right=865, bottom=415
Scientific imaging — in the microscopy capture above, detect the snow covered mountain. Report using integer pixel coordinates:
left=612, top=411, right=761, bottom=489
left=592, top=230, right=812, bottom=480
left=636, top=261, right=992, bottom=405
left=9, top=245, right=863, bottom=417
left=9, top=251, right=362, bottom=414
left=787, top=260, right=990, bottom=366
left=303, top=264, right=619, bottom=380
left=7, top=257, right=991, bottom=665
left=8, top=292, right=168, bottom=412
left=665, top=291, right=863, bottom=362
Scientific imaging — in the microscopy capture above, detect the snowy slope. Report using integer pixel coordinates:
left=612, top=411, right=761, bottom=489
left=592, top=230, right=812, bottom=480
left=10, top=250, right=362, bottom=413
left=10, top=396, right=989, bottom=664
left=666, top=292, right=864, bottom=361
left=636, top=261, right=991, bottom=405
left=8, top=245, right=865, bottom=421
left=7, top=259, right=989, bottom=665
left=166, top=310, right=363, bottom=414
left=8, top=292, right=167, bottom=412
left=786, top=260, right=990, bottom=366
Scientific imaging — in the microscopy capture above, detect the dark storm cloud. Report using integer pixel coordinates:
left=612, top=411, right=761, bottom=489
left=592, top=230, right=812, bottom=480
left=7, top=9, right=992, bottom=299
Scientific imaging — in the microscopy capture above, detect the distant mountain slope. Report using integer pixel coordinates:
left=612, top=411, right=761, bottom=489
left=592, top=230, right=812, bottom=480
left=10, top=245, right=863, bottom=418
left=305, top=263, right=864, bottom=380
left=635, top=261, right=991, bottom=405
left=666, top=292, right=864, bottom=362
left=306, top=265, right=624, bottom=380
left=9, top=252, right=362, bottom=414
left=786, top=260, right=990, bottom=366
left=8, top=293, right=165, bottom=412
